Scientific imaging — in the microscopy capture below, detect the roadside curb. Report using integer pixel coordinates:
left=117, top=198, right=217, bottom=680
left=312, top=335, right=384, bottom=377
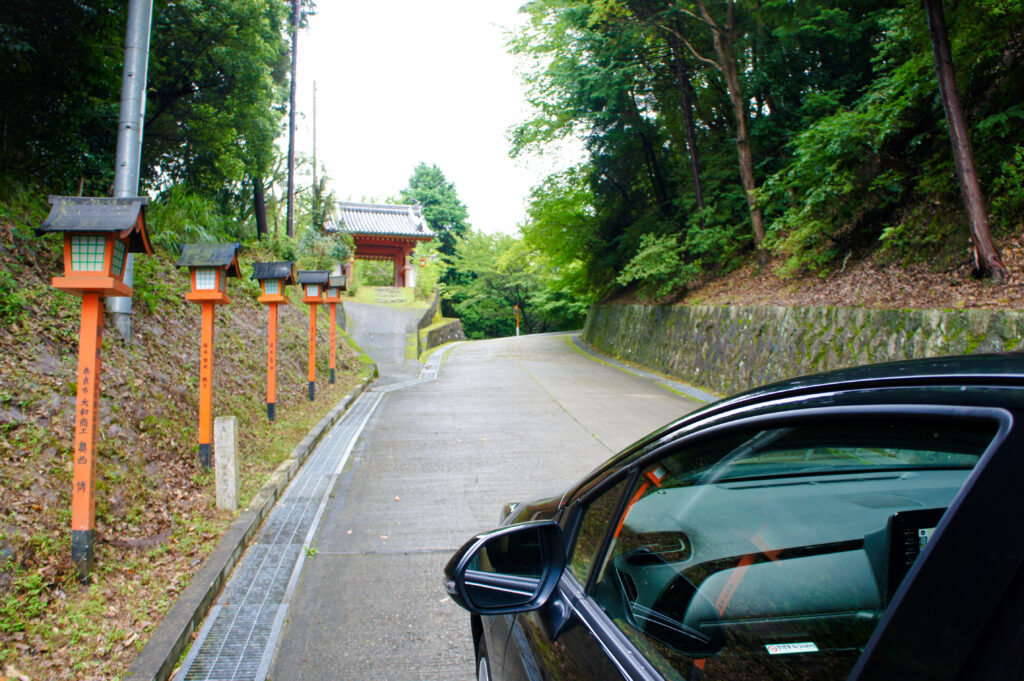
left=124, top=369, right=377, bottom=681
left=570, top=333, right=721, bottom=403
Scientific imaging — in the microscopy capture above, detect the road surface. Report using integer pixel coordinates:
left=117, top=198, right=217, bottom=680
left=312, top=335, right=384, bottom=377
left=268, top=303, right=701, bottom=679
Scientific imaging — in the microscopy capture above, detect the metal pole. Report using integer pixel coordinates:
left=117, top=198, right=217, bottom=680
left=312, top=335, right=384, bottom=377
left=312, top=81, right=317, bottom=230
left=107, top=0, right=154, bottom=342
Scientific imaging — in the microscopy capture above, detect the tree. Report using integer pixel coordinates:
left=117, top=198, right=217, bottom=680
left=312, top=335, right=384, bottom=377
left=0, top=0, right=123, bottom=193
left=445, top=230, right=588, bottom=338
left=660, top=1, right=766, bottom=253
left=922, top=0, right=1006, bottom=281
left=144, top=0, right=291, bottom=202
left=399, top=163, right=470, bottom=277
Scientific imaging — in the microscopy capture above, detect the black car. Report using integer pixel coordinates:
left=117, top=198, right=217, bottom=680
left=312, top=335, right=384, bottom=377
left=445, top=353, right=1024, bottom=681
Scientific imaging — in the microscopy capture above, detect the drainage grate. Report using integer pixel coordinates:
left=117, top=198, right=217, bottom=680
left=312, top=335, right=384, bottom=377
left=178, top=393, right=382, bottom=681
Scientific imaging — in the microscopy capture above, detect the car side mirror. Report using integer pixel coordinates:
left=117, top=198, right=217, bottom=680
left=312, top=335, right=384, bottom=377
left=444, top=520, right=565, bottom=615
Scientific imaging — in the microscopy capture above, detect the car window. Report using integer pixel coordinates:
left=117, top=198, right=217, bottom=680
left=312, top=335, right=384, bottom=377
left=569, top=476, right=630, bottom=584
left=585, top=414, right=998, bottom=681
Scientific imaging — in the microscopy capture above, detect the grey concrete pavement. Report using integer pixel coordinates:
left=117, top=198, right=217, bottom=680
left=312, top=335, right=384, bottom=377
left=344, top=301, right=421, bottom=385
left=269, top=326, right=703, bottom=680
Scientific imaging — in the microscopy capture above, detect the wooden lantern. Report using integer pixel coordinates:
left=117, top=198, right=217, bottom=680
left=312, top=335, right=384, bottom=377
left=252, top=262, right=296, bottom=421
left=38, top=196, right=152, bottom=297
left=176, top=243, right=242, bottom=468
left=325, top=274, right=346, bottom=384
left=297, top=270, right=330, bottom=400
left=35, top=196, right=152, bottom=582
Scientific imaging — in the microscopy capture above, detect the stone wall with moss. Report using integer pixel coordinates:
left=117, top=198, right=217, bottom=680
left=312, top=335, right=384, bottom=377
left=583, top=304, right=1024, bottom=396
left=423, top=320, right=465, bottom=353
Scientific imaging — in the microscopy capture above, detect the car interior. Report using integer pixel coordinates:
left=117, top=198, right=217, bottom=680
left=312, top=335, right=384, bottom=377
left=587, top=415, right=999, bottom=680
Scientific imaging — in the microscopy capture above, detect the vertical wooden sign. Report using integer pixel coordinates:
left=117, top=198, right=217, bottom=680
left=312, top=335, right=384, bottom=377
left=267, top=302, right=278, bottom=419
left=307, top=301, right=318, bottom=400
left=71, top=293, right=103, bottom=577
left=197, top=301, right=215, bottom=467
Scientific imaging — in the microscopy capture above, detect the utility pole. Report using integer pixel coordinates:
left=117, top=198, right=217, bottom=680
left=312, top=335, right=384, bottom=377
left=312, top=81, right=318, bottom=231
left=286, top=0, right=300, bottom=238
left=106, top=0, right=154, bottom=342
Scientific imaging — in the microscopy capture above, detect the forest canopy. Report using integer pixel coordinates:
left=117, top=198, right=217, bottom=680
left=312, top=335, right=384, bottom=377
left=511, top=0, right=1024, bottom=300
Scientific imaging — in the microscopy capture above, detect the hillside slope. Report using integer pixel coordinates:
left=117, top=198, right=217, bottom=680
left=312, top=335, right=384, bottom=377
left=0, top=199, right=369, bottom=680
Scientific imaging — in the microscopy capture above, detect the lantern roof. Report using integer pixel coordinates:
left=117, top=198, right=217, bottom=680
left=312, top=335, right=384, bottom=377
left=297, top=270, right=330, bottom=285
left=328, top=275, right=347, bottom=289
left=176, top=242, right=242, bottom=277
left=251, top=261, right=296, bottom=284
left=36, top=196, right=152, bottom=254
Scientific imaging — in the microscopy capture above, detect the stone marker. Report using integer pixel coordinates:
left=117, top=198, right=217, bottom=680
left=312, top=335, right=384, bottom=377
left=214, top=416, right=239, bottom=511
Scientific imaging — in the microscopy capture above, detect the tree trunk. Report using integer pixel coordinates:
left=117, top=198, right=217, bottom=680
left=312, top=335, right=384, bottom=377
left=699, top=0, right=766, bottom=252
left=254, top=176, right=268, bottom=241
left=670, top=42, right=705, bottom=227
left=923, top=0, right=1006, bottom=281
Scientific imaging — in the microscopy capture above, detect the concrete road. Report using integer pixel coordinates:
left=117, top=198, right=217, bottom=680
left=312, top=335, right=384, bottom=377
left=269, top=313, right=702, bottom=680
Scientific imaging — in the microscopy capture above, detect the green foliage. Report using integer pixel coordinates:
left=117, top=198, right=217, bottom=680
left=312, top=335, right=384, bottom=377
left=514, top=0, right=1024, bottom=291
left=0, top=567, right=47, bottom=634
left=413, top=241, right=441, bottom=300
left=146, top=187, right=224, bottom=253
left=616, top=233, right=700, bottom=300
left=0, top=0, right=122, bottom=193
left=445, top=230, right=589, bottom=339
left=992, top=145, right=1024, bottom=228
left=355, top=260, right=394, bottom=287
left=400, top=163, right=470, bottom=268
left=0, top=269, right=27, bottom=324
left=0, top=0, right=292, bottom=242
left=293, top=227, right=352, bottom=271
left=144, top=0, right=291, bottom=197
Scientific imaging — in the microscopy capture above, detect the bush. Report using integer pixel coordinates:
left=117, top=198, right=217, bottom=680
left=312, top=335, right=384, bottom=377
left=0, top=269, right=27, bottom=324
left=616, top=233, right=700, bottom=300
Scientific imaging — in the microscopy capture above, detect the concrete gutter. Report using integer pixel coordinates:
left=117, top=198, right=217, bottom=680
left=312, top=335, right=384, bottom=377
left=124, top=370, right=377, bottom=681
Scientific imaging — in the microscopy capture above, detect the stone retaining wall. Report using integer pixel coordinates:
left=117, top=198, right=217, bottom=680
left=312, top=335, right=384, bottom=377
left=423, top=320, right=466, bottom=352
left=583, top=304, right=1024, bottom=396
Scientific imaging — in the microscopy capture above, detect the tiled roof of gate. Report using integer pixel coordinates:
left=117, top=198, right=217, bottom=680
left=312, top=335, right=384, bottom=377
left=327, top=201, right=434, bottom=239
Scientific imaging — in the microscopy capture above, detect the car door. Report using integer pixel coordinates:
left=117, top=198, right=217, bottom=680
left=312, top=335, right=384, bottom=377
left=507, top=405, right=1006, bottom=681
left=498, top=475, right=638, bottom=681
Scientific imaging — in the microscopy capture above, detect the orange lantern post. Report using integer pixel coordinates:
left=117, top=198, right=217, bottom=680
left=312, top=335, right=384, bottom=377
left=323, top=275, right=346, bottom=384
left=36, top=196, right=152, bottom=581
left=297, top=270, right=329, bottom=400
left=252, top=261, right=296, bottom=421
left=177, top=243, right=241, bottom=468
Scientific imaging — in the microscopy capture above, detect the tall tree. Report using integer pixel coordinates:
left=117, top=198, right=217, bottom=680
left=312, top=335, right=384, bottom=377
left=399, top=162, right=470, bottom=259
left=144, top=0, right=290, bottom=191
left=922, top=0, right=1006, bottom=281
left=663, top=1, right=766, bottom=252
left=0, top=0, right=123, bottom=193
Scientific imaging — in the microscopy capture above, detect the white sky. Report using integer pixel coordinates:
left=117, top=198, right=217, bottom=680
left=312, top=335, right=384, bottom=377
left=292, top=0, right=563, bottom=234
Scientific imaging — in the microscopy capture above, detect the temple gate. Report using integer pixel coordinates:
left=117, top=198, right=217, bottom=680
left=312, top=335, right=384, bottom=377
left=328, top=201, right=435, bottom=288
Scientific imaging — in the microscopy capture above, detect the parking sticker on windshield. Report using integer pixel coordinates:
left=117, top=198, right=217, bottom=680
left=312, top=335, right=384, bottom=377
left=765, top=642, right=819, bottom=655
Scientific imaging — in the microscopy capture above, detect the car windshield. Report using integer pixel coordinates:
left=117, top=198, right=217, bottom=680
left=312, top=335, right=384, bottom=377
left=584, top=414, right=999, bottom=681
left=679, top=419, right=985, bottom=484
